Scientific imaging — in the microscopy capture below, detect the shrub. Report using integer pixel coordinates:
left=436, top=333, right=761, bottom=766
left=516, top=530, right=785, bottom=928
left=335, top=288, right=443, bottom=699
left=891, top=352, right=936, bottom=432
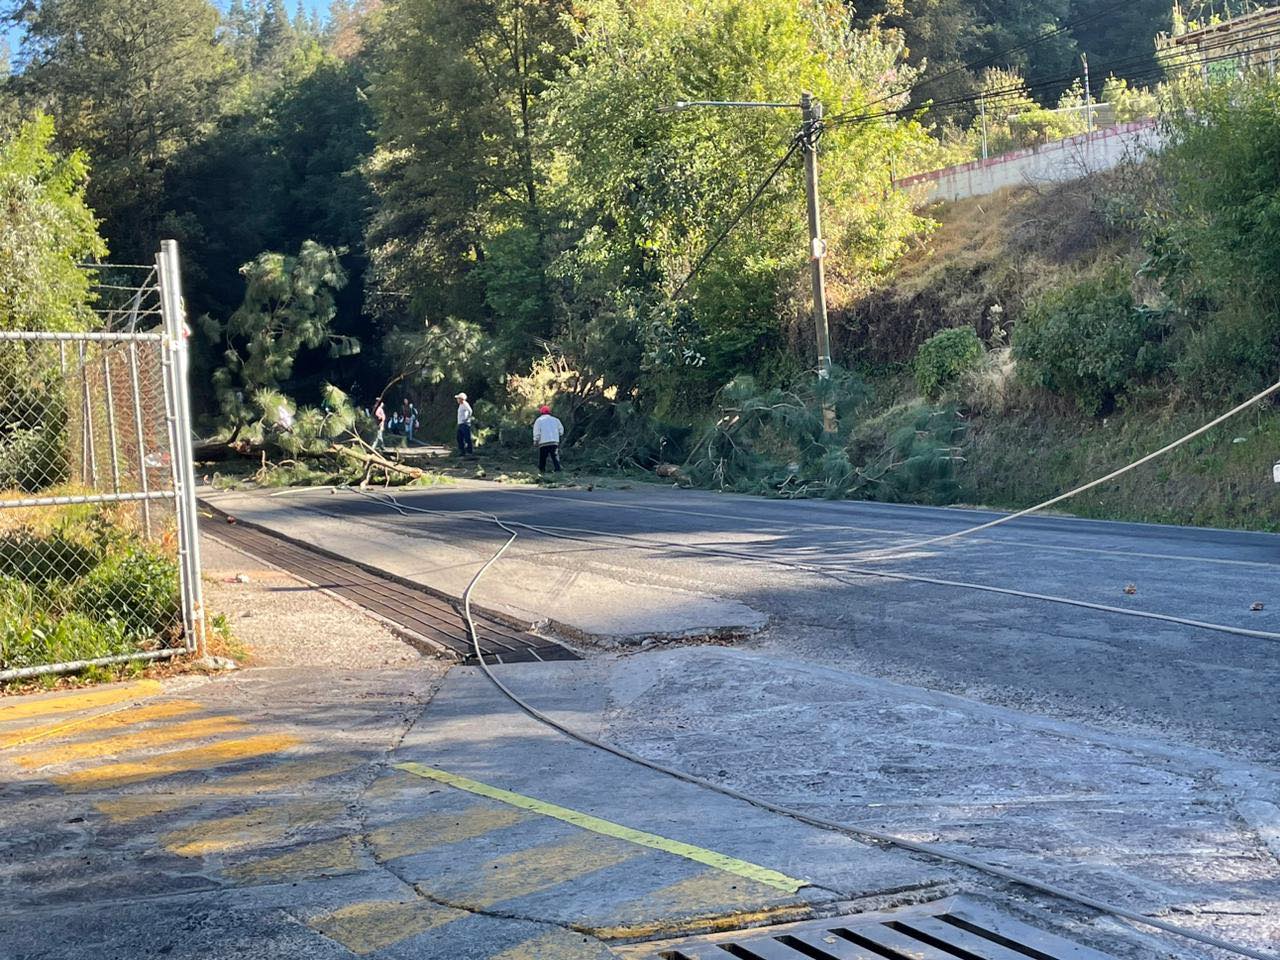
left=73, top=547, right=179, bottom=640
left=1173, top=304, right=1280, bottom=402
left=0, top=527, right=100, bottom=582
left=0, top=609, right=133, bottom=671
left=913, top=327, right=984, bottom=400
left=1013, top=269, right=1167, bottom=414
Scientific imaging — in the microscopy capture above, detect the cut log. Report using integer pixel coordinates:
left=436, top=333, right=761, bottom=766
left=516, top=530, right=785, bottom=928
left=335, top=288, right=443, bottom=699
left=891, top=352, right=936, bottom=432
left=192, top=439, right=265, bottom=461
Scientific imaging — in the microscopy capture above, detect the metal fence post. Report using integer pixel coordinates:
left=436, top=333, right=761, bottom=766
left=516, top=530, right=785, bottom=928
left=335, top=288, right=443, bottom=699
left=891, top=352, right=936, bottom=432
left=103, top=352, right=121, bottom=495
left=157, top=240, right=206, bottom=655
left=127, top=342, right=153, bottom=538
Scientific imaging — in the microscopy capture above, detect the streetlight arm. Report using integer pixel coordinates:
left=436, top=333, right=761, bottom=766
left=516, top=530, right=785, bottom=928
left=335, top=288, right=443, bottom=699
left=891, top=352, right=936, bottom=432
left=658, top=99, right=804, bottom=112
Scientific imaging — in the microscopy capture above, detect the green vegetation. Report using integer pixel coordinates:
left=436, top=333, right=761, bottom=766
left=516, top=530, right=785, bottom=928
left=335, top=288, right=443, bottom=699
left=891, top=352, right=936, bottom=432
left=914, top=327, right=984, bottom=400
left=0, top=114, right=104, bottom=334
left=0, top=506, right=181, bottom=672
left=1, top=0, right=1277, bottom=533
left=1013, top=269, right=1167, bottom=415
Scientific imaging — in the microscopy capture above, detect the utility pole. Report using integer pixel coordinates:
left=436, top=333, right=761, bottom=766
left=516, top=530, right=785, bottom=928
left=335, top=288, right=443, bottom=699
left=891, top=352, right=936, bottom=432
left=800, top=92, right=833, bottom=384
left=979, top=97, right=989, bottom=159
left=661, top=93, right=837, bottom=431
left=1081, top=53, right=1093, bottom=132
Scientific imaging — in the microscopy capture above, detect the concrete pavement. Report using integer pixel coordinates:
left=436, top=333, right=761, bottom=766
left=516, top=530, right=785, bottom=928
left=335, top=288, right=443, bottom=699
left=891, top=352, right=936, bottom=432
left=3, top=646, right=1275, bottom=958
left=0, top=661, right=946, bottom=959
left=202, top=483, right=1280, bottom=765
left=6, top=481, right=1276, bottom=958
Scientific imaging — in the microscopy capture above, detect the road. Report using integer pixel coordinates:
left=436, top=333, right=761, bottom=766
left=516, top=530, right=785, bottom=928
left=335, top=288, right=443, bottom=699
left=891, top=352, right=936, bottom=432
left=205, top=481, right=1280, bottom=767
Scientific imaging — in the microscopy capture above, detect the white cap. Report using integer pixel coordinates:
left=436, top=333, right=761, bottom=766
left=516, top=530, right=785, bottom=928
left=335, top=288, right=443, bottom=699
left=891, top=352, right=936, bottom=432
left=455, top=392, right=467, bottom=401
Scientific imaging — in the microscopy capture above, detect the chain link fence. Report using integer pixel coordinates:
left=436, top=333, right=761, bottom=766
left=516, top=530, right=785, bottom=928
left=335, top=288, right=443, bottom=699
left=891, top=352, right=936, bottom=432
left=0, top=244, right=205, bottom=680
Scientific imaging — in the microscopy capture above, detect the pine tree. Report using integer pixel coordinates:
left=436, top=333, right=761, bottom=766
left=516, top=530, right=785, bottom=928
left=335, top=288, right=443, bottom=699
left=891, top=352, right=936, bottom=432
left=207, top=241, right=355, bottom=436
left=223, top=0, right=260, bottom=66
left=255, top=0, right=296, bottom=68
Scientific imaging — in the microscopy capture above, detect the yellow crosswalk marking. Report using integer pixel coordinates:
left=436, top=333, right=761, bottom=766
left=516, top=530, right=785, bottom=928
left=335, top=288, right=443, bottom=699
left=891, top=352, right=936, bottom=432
left=160, top=799, right=347, bottom=857
left=309, top=899, right=466, bottom=956
left=226, top=836, right=362, bottom=883
left=16, top=715, right=246, bottom=769
left=587, top=870, right=811, bottom=941
left=368, top=805, right=529, bottom=861
left=438, top=835, right=646, bottom=909
left=0, top=680, right=162, bottom=724
left=489, top=929, right=617, bottom=960
left=93, top=753, right=365, bottom=822
left=395, top=762, right=807, bottom=893
left=54, top=734, right=301, bottom=792
left=0, top=699, right=203, bottom=751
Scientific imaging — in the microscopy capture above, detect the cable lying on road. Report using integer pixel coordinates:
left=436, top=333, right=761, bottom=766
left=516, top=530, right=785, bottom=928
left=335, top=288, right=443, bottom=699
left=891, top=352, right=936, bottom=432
left=352, top=486, right=1277, bottom=960
left=344, top=488, right=1280, bottom=644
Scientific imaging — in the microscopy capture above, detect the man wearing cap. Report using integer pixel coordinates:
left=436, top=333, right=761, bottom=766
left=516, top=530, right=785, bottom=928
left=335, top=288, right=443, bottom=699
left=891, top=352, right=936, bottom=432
left=532, top=405, right=564, bottom=474
left=455, top=392, right=474, bottom=455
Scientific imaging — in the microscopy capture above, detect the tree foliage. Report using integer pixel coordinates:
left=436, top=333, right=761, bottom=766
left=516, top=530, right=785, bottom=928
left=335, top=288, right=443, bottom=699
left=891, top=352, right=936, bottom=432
left=0, top=114, right=105, bottom=333
left=1140, top=76, right=1280, bottom=400
left=207, top=241, right=354, bottom=433
left=11, top=0, right=234, bottom=260
left=363, top=0, right=576, bottom=351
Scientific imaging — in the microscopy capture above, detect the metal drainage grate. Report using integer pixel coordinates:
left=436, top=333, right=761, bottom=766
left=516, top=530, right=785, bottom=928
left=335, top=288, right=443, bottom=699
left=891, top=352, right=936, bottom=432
left=617, top=896, right=1120, bottom=960
left=201, top=502, right=578, bottom=665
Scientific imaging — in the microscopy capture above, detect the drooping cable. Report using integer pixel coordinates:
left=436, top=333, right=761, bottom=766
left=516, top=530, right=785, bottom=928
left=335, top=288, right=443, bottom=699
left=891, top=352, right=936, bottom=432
left=672, top=136, right=802, bottom=299
left=343, top=484, right=1278, bottom=960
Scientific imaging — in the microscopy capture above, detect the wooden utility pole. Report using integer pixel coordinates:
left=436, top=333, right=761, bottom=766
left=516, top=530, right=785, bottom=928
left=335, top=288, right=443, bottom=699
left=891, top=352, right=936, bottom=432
left=800, top=92, right=833, bottom=383
left=664, top=92, right=838, bottom=431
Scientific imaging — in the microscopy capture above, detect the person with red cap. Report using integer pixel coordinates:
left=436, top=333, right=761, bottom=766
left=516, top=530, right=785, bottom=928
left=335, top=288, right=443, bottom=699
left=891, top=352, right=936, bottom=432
left=532, top=404, right=564, bottom=474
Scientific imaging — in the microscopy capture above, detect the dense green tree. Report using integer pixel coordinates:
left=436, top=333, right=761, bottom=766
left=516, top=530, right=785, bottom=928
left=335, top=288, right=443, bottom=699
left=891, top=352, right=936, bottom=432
left=363, top=0, right=578, bottom=352
left=1144, top=76, right=1280, bottom=399
left=549, top=0, right=931, bottom=411
left=0, top=114, right=106, bottom=333
left=0, top=115, right=107, bottom=490
left=1068, top=0, right=1172, bottom=87
left=162, top=45, right=373, bottom=321
left=10, top=0, right=234, bottom=261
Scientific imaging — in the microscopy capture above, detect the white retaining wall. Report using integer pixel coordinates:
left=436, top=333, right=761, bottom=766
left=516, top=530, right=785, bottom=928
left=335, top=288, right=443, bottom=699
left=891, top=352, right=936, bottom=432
left=895, top=119, right=1162, bottom=203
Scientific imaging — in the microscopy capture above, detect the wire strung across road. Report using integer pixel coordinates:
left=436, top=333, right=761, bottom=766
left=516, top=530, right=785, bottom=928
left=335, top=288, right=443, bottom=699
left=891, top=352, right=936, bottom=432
left=346, top=485, right=1280, bottom=643
left=345, top=484, right=1276, bottom=960
left=340, top=371, right=1280, bottom=645
left=331, top=378, right=1280, bottom=955
left=873, top=377, right=1280, bottom=557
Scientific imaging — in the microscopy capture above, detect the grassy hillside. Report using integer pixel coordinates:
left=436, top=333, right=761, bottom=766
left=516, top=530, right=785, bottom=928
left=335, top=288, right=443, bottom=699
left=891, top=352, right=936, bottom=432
left=835, top=180, right=1280, bottom=532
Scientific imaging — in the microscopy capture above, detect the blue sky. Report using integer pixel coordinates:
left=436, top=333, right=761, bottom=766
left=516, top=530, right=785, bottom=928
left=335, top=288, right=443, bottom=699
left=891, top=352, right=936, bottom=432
left=4, top=1, right=333, bottom=68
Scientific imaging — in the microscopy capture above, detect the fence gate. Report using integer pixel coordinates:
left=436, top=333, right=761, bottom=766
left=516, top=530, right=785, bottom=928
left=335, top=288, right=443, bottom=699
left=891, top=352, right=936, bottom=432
left=0, top=241, right=205, bottom=680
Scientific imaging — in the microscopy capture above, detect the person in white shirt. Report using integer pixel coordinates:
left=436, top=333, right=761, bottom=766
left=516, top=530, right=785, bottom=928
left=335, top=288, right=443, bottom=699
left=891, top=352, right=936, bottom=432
left=373, top=397, right=387, bottom=450
left=455, top=392, right=475, bottom=455
left=532, top=405, right=564, bottom=474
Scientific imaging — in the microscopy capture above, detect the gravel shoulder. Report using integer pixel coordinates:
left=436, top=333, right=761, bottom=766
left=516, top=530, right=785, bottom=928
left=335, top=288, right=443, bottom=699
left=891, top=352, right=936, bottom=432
left=201, top=534, right=428, bottom=670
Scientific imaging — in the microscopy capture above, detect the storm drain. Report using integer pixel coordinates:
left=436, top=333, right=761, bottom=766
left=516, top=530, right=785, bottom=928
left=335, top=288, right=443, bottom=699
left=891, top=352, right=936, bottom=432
left=201, top=502, right=578, bottom=665
left=617, top=897, right=1120, bottom=960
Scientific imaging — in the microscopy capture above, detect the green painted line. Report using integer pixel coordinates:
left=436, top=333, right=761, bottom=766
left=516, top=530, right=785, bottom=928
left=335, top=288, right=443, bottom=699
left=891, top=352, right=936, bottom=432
left=393, top=761, right=807, bottom=893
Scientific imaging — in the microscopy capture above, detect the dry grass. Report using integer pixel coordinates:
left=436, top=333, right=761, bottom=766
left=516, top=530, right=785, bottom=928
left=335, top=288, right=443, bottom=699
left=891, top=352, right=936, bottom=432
left=830, top=177, right=1136, bottom=367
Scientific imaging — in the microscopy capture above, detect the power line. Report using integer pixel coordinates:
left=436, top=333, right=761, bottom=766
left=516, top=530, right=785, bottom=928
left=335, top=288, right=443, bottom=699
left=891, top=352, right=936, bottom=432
left=828, top=30, right=1280, bottom=130
left=672, top=136, right=801, bottom=299
left=834, top=0, right=1128, bottom=122
left=833, top=3, right=1276, bottom=131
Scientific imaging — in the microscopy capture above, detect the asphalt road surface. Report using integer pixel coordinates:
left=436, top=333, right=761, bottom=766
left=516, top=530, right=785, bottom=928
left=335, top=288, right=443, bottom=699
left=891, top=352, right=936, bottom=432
left=211, top=481, right=1280, bottom=767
